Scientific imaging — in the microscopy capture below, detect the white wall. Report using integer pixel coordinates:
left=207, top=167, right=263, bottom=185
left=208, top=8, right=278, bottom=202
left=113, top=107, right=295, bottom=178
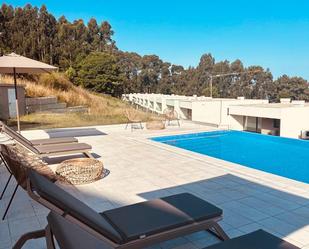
left=191, top=99, right=268, bottom=127
left=280, top=107, right=309, bottom=138
left=191, top=101, right=222, bottom=125
left=229, top=115, right=244, bottom=130
left=229, top=105, right=280, bottom=119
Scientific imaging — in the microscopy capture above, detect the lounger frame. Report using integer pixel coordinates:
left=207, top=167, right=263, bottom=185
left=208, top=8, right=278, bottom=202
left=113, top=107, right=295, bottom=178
left=1, top=122, right=93, bottom=158
left=13, top=179, right=229, bottom=249
left=45, top=216, right=227, bottom=249
left=34, top=150, right=93, bottom=159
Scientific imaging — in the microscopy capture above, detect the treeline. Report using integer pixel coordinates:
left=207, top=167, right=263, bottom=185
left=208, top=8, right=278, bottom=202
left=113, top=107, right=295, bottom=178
left=70, top=51, right=309, bottom=102
left=1, top=4, right=309, bottom=101
left=0, top=4, right=115, bottom=69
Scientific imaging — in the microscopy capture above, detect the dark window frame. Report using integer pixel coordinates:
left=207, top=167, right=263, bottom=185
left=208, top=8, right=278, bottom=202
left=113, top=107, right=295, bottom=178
left=273, top=119, right=280, bottom=129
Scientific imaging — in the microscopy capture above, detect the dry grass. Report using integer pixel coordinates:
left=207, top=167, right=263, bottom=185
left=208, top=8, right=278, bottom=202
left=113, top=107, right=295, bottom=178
left=1, top=73, right=156, bottom=129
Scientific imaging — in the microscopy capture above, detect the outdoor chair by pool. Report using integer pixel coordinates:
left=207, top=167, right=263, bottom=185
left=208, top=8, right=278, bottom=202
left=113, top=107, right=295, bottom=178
left=124, top=109, right=143, bottom=131
left=163, top=108, right=180, bottom=127
left=0, top=121, right=78, bottom=146
left=0, top=123, right=93, bottom=158
left=45, top=212, right=300, bottom=249
left=0, top=144, right=57, bottom=220
left=13, top=170, right=229, bottom=249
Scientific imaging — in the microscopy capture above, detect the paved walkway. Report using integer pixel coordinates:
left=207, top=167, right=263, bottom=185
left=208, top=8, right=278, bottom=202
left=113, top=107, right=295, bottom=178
left=0, top=121, right=308, bottom=249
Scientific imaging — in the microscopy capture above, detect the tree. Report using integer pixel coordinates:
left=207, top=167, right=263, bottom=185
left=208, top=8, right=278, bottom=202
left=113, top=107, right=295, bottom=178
left=87, top=18, right=99, bottom=47
left=115, top=51, right=142, bottom=93
left=274, top=75, right=309, bottom=101
left=194, top=53, right=215, bottom=95
left=75, top=52, right=124, bottom=96
left=0, top=4, right=14, bottom=55
left=37, top=5, right=57, bottom=64
left=0, top=4, right=116, bottom=69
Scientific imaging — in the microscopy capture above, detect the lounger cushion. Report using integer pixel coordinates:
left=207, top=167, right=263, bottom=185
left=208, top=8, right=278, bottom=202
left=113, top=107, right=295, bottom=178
left=102, top=193, right=222, bottom=242
left=47, top=211, right=113, bottom=249
left=34, top=143, right=91, bottom=154
left=29, top=170, right=123, bottom=243
left=31, top=137, right=78, bottom=146
left=204, top=229, right=300, bottom=249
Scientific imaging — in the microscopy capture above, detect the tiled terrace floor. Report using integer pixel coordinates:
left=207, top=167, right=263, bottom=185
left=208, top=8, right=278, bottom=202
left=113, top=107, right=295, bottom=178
left=0, top=121, right=308, bottom=249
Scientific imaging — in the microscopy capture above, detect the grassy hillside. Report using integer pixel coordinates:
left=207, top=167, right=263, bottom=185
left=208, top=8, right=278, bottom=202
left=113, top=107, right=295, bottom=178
left=1, top=73, right=155, bottom=129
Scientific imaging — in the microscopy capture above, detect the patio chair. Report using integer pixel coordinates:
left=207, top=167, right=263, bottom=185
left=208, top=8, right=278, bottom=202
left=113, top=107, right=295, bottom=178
left=124, top=109, right=143, bottom=131
left=13, top=170, right=229, bottom=249
left=0, top=121, right=78, bottom=146
left=163, top=108, right=180, bottom=127
left=0, top=144, right=57, bottom=220
left=45, top=212, right=301, bottom=249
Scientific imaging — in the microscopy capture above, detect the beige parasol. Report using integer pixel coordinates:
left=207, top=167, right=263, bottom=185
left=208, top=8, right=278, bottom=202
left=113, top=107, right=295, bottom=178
left=0, top=53, right=57, bottom=131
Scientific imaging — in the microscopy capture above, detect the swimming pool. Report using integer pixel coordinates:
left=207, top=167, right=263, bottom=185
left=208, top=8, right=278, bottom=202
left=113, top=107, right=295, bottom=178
left=151, top=130, right=309, bottom=184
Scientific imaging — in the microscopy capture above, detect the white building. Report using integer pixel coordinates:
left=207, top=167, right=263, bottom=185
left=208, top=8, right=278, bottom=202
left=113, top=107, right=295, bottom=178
left=123, top=93, right=309, bottom=139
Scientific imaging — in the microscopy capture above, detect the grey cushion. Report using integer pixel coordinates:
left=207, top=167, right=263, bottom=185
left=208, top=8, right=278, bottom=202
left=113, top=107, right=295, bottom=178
left=102, top=193, right=222, bottom=242
left=29, top=170, right=123, bottom=243
left=34, top=143, right=91, bottom=154
left=31, top=137, right=78, bottom=146
left=204, top=230, right=300, bottom=249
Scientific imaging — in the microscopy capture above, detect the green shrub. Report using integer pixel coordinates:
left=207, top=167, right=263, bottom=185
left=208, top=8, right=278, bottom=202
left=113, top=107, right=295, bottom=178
left=74, top=52, right=124, bottom=97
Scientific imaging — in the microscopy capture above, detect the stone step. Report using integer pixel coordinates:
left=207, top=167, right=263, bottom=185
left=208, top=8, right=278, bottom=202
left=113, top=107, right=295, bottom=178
left=27, top=102, right=67, bottom=113
left=26, top=96, right=58, bottom=106
left=40, top=106, right=89, bottom=114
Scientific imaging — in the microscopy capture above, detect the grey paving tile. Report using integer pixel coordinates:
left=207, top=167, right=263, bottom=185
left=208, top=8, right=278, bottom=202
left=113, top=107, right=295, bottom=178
left=257, top=217, right=299, bottom=236
left=237, top=196, right=285, bottom=216
left=8, top=216, right=42, bottom=239
left=220, top=201, right=269, bottom=221
left=0, top=220, right=11, bottom=249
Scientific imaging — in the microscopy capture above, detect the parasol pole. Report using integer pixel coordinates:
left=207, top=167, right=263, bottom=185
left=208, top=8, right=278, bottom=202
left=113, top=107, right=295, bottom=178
left=13, top=67, right=20, bottom=132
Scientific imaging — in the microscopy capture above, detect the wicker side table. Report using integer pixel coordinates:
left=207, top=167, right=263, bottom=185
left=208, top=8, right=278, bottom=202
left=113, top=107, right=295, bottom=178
left=146, top=120, right=165, bottom=130
left=56, top=158, right=103, bottom=185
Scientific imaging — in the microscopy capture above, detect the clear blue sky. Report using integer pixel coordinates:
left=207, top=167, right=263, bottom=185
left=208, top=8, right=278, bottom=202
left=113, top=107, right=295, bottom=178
left=7, top=0, right=309, bottom=79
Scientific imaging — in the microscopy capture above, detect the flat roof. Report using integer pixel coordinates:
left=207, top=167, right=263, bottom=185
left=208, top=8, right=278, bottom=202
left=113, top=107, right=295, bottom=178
left=231, top=103, right=309, bottom=109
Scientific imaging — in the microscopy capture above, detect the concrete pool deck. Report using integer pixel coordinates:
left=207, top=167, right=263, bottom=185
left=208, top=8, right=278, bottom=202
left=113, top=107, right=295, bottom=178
left=0, top=121, right=308, bottom=249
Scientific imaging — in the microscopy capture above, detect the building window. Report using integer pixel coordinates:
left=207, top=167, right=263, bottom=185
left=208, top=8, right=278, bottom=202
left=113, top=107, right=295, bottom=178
left=273, top=119, right=280, bottom=128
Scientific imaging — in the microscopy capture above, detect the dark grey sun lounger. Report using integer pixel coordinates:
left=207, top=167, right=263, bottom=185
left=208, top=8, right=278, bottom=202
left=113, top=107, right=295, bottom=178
left=0, top=122, right=92, bottom=158
left=0, top=121, right=78, bottom=146
left=46, top=212, right=300, bottom=249
left=13, top=170, right=229, bottom=249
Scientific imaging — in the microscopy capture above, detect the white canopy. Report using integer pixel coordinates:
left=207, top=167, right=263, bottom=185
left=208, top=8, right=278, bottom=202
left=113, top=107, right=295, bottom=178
left=0, top=53, right=57, bottom=74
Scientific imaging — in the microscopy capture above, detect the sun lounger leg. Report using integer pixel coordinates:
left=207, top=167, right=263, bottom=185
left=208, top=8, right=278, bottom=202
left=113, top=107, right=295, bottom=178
left=207, top=222, right=229, bottom=241
left=13, top=229, right=46, bottom=249
left=0, top=173, right=12, bottom=200
left=45, top=225, right=56, bottom=249
left=2, top=183, right=18, bottom=220
left=0, top=153, right=12, bottom=173
left=83, top=152, right=94, bottom=158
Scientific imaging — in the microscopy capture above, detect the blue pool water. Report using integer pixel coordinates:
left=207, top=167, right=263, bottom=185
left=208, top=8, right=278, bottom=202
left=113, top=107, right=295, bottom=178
left=152, top=130, right=309, bottom=184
